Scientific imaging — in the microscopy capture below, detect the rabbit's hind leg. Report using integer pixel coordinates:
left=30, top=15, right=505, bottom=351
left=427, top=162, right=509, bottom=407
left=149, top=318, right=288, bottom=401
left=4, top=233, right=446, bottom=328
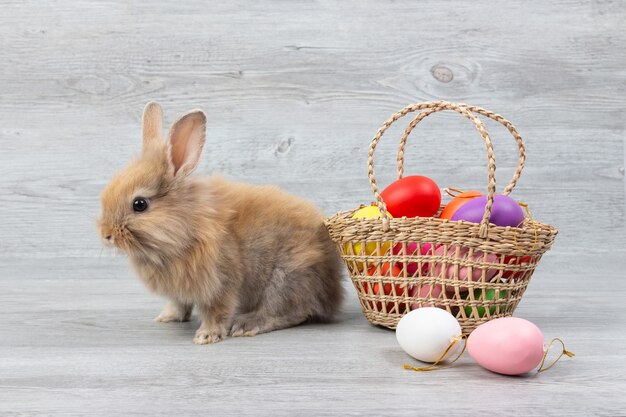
left=229, top=310, right=309, bottom=337
left=229, top=267, right=332, bottom=337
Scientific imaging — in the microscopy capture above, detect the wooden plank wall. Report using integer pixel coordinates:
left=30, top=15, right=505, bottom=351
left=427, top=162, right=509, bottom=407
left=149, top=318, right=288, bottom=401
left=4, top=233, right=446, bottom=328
left=0, top=1, right=623, bottom=260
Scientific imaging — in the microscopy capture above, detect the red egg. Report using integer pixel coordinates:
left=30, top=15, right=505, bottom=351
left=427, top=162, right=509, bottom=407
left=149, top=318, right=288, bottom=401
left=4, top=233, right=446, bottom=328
left=380, top=175, right=441, bottom=218
left=501, top=255, right=535, bottom=280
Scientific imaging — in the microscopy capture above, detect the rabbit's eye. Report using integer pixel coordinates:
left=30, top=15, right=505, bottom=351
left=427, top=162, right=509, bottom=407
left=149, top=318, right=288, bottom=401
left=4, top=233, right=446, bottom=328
left=133, top=197, right=149, bottom=213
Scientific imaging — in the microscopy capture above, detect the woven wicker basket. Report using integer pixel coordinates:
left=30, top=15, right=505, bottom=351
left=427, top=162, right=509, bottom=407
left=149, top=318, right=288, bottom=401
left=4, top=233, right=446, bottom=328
left=325, top=101, right=558, bottom=334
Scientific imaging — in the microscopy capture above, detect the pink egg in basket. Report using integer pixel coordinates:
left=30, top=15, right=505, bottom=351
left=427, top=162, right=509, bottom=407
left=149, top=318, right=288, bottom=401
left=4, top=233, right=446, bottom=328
left=431, top=245, right=498, bottom=281
left=408, top=282, right=444, bottom=309
left=431, top=245, right=499, bottom=289
left=393, top=242, right=433, bottom=276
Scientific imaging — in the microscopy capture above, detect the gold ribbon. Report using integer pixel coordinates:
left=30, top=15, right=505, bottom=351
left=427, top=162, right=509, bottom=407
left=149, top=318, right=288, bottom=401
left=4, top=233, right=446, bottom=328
left=513, top=201, right=539, bottom=255
left=537, top=337, right=575, bottom=373
left=403, top=334, right=467, bottom=372
left=403, top=334, right=574, bottom=374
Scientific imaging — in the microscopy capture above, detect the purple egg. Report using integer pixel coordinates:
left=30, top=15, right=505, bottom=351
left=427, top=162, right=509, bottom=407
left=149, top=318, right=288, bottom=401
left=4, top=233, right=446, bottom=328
left=451, top=194, right=524, bottom=227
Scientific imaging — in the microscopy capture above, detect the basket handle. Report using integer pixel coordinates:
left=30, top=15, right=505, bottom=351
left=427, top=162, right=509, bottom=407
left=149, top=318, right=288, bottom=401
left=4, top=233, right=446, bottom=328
left=396, top=103, right=526, bottom=196
left=368, top=101, right=498, bottom=238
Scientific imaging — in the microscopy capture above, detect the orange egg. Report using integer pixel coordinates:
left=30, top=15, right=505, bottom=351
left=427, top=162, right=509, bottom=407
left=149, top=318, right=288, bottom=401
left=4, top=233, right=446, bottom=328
left=365, top=263, right=406, bottom=313
left=439, top=190, right=482, bottom=220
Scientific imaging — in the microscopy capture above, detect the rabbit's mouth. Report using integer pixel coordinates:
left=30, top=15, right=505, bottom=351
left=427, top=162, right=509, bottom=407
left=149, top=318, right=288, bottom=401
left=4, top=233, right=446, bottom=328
left=98, top=224, right=116, bottom=247
left=99, top=222, right=137, bottom=254
left=102, top=236, right=115, bottom=248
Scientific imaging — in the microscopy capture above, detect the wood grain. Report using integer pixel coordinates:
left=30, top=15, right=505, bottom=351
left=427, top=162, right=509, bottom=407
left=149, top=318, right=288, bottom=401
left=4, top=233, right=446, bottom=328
left=0, top=255, right=624, bottom=417
left=0, top=0, right=625, bottom=415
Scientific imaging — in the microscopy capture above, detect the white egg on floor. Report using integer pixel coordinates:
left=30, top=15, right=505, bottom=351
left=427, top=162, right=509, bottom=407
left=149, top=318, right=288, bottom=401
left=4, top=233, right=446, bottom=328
left=396, top=307, right=462, bottom=363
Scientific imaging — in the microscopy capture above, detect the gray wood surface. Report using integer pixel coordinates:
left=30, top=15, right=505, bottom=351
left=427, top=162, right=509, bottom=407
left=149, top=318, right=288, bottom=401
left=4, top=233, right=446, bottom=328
left=1, top=1, right=625, bottom=416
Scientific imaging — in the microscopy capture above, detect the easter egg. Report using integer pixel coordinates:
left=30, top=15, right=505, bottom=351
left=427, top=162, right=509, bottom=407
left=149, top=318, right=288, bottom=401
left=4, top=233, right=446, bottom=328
left=431, top=245, right=499, bottom=285
left=366, top=263, right=406, bottom=312
left=439, top=190, right=482, bottom=220
left=396, top=307, right=462, bottom=363
left=380, top=175, right=441, bottom=218
left=408, top=282, right=445, bottom=309
left=502, top=255, right=535, bottom=280
left=392, top=242, right=433, bottom=276
left=467, top=317, right=545, bottom=375
left=344, top=206, right=393, bottom=270
left=464, top=289, right=508, bottom=317
left=420, top=242, right=435, bottom=255
left=351, top=205, right=391, bottom=220
left=451, top=195, right=525, bottom=228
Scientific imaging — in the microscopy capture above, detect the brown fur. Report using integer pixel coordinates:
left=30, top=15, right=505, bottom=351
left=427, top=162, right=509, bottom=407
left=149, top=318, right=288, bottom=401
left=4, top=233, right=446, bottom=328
left=98, top=102, right=344, bottom=344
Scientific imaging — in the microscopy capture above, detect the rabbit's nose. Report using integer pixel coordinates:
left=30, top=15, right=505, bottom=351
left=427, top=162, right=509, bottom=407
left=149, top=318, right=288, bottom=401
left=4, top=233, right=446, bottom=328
left=102, top=232, right=115, bottom=246
left=100, top=224, right=113, bottom=242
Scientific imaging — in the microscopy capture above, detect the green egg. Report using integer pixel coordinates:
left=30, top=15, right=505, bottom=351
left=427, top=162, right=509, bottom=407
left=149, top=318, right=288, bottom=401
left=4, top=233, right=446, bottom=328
left=465, top=289, right=508, bottom=317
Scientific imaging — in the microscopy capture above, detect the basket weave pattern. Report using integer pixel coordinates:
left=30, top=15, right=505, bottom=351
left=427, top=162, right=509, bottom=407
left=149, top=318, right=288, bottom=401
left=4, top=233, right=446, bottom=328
left=325, top=101, right=558, bottom=333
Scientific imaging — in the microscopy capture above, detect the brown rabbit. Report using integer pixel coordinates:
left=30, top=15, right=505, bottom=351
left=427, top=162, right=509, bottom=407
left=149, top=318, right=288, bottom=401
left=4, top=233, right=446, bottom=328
left=98, top=102, right=344, bottom=344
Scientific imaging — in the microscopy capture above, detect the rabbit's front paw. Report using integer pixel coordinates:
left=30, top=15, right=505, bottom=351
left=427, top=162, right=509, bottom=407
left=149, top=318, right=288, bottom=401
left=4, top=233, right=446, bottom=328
left=193, top=327, right=226, bottom=345
left=155, top=301, right=192, bottom=323
left=155, top=312, right=186, bottom=323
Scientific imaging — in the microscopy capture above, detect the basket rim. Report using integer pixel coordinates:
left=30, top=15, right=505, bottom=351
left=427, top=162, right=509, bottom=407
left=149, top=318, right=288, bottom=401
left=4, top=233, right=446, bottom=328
left=325, top=207, right=558, bottom=256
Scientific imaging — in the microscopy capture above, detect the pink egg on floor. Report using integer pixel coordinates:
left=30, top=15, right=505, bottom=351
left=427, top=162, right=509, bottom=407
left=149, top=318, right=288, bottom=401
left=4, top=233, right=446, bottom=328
left=467, top=317, right=546, bottom=375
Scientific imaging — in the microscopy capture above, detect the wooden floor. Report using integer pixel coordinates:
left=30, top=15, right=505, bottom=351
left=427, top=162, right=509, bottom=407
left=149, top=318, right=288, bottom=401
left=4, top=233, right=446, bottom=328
left=1, top=255, right=624, bottom=416
left=1, top=0, right=625, bottom=415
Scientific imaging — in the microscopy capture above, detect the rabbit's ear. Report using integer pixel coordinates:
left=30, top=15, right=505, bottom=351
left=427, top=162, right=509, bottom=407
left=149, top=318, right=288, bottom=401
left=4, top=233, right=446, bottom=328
left=167, top=110, right=207, bottom=177
left=142, top=101, right=163, bottom=152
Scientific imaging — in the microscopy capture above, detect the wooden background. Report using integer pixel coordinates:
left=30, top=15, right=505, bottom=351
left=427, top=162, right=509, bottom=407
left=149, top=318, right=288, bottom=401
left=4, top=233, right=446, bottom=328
left=1, top=1, right=624, bottom=416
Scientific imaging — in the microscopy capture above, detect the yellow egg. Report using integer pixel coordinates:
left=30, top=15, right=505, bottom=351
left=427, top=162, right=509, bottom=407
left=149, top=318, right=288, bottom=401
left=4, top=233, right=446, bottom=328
left=343, top=206, right=393, bottom=271
left=351, top=205, right=391, bottom=220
